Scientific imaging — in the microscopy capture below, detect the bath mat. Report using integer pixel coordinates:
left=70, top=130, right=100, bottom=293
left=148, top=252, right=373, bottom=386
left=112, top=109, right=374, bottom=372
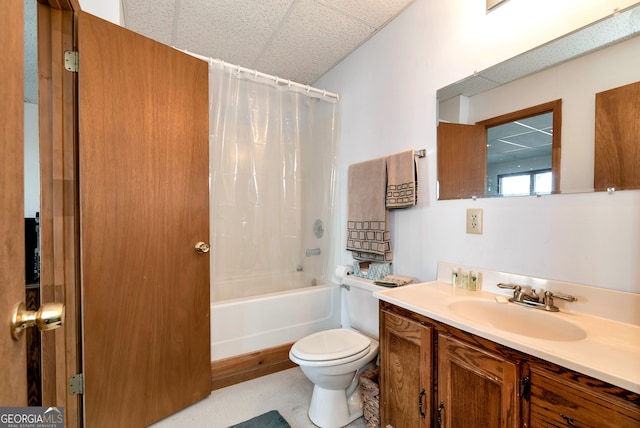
left=227, top=410, right=291, bottom=428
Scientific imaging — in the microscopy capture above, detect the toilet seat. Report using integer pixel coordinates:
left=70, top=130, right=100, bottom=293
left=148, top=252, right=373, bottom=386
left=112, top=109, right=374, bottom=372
left=290, top=328, right=371, bottom=365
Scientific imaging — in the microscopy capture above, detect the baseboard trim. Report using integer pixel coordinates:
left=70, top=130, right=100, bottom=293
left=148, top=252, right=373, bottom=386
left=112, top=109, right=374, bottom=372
left=211, top=343, right=298, bottom=390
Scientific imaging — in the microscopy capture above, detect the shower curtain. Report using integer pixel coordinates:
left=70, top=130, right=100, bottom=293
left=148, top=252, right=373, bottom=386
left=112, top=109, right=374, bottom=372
left=209, top=61, right=340, bottom=300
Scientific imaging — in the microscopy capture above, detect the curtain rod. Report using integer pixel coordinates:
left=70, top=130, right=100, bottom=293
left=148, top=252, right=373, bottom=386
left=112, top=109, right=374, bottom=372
left=177, top=48, right=340, bottom=101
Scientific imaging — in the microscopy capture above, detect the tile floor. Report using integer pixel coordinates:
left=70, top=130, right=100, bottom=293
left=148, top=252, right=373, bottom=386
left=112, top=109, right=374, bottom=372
left=151, top=367, right=367, bottom=428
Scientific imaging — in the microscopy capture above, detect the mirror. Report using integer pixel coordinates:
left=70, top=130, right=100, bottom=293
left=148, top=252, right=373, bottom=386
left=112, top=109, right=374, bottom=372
left=437, top=4, right=640, bottom=199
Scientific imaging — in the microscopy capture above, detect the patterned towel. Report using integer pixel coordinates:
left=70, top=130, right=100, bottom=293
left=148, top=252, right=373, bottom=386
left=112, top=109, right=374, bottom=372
left=346, top=157, right=392, bottom=262
left=386, top=149, right=418, bottom=208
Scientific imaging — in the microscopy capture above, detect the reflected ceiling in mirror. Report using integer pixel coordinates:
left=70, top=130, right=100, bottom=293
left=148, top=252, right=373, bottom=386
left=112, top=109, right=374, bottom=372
left=486, top=112, right=553, bottom=197
left=487, top=113, right=552, bottom=165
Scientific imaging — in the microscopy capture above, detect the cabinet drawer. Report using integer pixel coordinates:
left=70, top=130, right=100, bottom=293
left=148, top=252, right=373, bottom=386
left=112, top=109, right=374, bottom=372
left=529, top=366, right=640, bottom=427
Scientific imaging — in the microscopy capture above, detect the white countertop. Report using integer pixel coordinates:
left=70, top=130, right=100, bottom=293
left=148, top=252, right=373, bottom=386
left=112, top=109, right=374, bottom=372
left=374, top=280, right=640, bottom=394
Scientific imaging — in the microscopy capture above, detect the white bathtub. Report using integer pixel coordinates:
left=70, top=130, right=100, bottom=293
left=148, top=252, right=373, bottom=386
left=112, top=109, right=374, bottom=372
left=210, top=281, right=341, bottom=360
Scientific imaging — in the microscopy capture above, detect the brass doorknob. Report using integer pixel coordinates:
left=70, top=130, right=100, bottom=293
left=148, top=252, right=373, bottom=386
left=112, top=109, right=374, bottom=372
left=195, top=241, right=210, bottom=254
left=11, top=301, right=65, bottom=341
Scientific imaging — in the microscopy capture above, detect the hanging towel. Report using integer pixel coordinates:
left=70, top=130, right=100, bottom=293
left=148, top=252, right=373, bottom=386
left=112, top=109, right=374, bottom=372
left=386, top=149, right=419, bottom=208
left=346, top=157, right=392, bottom=262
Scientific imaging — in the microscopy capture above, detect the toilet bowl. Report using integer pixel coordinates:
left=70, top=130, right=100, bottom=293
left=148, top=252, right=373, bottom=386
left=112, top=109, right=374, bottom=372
left=290, top=328, right=379, bottom=428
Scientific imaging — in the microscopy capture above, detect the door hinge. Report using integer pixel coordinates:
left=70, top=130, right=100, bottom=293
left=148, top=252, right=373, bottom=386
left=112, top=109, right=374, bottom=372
left=69, top=373, right=84, bottom=395
left=64, top=50, right=79, bottom=72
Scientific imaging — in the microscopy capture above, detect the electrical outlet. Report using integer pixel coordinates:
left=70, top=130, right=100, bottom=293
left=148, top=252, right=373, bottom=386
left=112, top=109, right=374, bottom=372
left=466, top=208, right=483, bottom=234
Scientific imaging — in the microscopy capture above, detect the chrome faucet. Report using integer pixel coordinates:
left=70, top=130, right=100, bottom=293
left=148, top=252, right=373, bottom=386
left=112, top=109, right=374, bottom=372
left=497, top=283, right=539, bottom=303
left=496, top=283, right=577, bottom=312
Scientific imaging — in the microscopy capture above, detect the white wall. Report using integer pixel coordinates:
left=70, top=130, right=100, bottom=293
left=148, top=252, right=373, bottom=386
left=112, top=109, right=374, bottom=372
left=78, top=0, right=121, bottom=25
left=316, top=0, right=640, bottom=293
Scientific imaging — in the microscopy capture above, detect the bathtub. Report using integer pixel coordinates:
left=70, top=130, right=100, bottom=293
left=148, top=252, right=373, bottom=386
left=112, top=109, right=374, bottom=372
left=210, top=277, right=341, bottom=360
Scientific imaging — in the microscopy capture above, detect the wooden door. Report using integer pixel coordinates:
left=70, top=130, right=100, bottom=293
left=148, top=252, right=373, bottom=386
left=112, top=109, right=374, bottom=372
left=380, top=309, right=432, bottom=428
left=437, top=122, right=486, bottom=199
left=438, top=334, right=519, bottom=428
left=77, top=12, right=211, bottom=427
left=0, top=0, right=27, bottom=406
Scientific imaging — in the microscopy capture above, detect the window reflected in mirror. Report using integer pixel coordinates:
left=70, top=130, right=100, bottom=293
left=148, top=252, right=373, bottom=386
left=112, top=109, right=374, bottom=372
left=499, top=169, right=552, bottom=197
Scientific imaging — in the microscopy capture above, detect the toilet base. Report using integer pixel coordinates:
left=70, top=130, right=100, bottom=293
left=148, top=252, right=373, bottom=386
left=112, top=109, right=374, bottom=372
left=308, top=383, right=363, bottom=428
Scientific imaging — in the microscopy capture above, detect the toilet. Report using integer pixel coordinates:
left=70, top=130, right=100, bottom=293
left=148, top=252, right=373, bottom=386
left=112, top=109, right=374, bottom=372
left=289, top=275, right=383, bottom=428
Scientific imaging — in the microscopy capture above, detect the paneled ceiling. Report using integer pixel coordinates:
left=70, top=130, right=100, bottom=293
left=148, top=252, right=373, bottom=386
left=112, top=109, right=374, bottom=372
left=121, top=0, right=416, bottom=86
left=24, top=0, right=415, bottom=104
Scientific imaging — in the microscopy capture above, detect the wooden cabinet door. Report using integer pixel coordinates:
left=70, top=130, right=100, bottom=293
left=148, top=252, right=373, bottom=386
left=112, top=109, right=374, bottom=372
left=380, top=309, right=432, bottom=428
left=438, top=334, right=519, bottom=428
left=78, top=11, right=211, bottom=427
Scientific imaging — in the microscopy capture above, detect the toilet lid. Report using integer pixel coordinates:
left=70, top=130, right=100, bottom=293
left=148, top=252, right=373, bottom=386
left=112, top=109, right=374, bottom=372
left=291, top=328, right=371, bottom=362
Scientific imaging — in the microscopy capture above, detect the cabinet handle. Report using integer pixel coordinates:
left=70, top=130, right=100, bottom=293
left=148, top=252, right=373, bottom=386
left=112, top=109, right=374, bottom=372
left=560, top=414, right=579, bottom=427
left=418, top=388, right=426, bottom=419
left=437, top=400, right=445, bottom=428
left=519, top=376, right=531, bottom=400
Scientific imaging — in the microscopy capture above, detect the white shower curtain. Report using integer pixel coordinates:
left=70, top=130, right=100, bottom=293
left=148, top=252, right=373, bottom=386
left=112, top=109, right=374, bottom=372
left=209, top=61, right=340, bottom=299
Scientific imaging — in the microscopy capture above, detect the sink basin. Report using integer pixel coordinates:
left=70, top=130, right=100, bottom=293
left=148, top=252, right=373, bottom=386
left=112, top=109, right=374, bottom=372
left=448, top=299, right=587, bottom=341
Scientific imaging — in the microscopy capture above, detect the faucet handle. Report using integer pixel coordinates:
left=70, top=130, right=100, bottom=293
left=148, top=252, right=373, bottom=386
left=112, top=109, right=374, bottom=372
left=497, top=283, right=522, bottom=300
left=545, top=291, right=577, bottom=302
left=543, top=291, right=577, bottom=312
left=497, top=283, right=521, bottom=291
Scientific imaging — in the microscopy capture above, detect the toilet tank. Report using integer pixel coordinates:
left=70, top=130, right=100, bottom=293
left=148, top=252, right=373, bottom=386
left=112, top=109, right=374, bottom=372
left=342, top=275, right=386, bottom=339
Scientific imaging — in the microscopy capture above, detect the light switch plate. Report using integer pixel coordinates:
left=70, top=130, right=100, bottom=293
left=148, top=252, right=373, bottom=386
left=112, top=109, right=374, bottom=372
left=466, top=208, right=483, bottom=234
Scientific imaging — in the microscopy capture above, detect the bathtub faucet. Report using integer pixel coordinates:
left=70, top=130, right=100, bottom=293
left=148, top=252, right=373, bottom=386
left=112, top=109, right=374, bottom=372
left=306, top=248, right=321, bottom=257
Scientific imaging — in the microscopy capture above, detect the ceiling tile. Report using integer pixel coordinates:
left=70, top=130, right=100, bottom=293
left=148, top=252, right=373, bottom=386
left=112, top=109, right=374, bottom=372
left=174, top=0, right=294, bottom=67
left=122, top=0, right=177, bottom=46
left=256, top=0, right=375, bottom=83
left=321, top=0, right=415, bottom=27
left=120, top=0, right=415, bottom=86
left=24, top=0, right=38, bottom=103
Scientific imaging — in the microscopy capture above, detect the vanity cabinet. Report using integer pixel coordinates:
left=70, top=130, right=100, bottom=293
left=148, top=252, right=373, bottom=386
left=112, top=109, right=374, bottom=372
left=379, top=301, right=640, bottom=428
